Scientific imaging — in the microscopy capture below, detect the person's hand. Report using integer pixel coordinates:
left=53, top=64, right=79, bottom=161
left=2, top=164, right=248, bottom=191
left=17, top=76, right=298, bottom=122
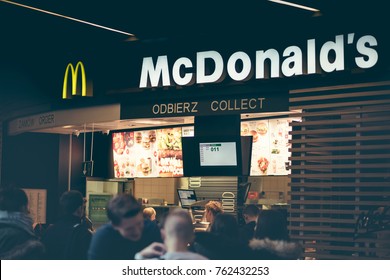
left=138, top=242, right=166, bottom=258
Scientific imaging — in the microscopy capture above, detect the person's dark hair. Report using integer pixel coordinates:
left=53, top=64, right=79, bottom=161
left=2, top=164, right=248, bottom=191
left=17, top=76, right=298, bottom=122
left=0, top=188, right=28, bottom=212
left=243, top=204, right=259, bottom=217
left=210, top=213, right=239, bottom=240
left=59, top=190, right=84, bottom=215
left=107, top=194, right=141, bottom=226
left=254, top=210, right=289, bottom=241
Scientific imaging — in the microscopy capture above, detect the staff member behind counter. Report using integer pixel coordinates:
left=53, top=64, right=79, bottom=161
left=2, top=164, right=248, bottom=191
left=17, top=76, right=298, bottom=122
left=203, top=201, right=224, bottom=230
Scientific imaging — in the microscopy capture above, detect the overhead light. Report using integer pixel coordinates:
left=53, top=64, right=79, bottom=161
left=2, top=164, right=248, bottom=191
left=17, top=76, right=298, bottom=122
left=268, top=0, right=320, bottom=12
left=0, top=0, right=135, bottom=37
left=137, top=120, right=168, bottom=125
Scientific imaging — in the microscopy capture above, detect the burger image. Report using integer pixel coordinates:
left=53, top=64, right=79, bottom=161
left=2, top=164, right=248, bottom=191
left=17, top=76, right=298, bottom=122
left=142, top=136, right=151, bottom=149
left=250, top=130, right=258, bottom=143
left=135, top=132, right=142, bottom=144
left=141, top=162, right=151, bottom=176
left=148, top=131, right=157, bottom=143
left=256, top=122, right=268, bottom=135
left=137, top=158, right=152, bottom=176
left=241, top=123, right=250, bottom=135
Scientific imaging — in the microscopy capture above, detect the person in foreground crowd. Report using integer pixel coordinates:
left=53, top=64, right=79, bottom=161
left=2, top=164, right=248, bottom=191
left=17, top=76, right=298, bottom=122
left=0, top=188, right=45, bottom=259
left=239, top=204, right=259, bottom=244
left=193, top=213, right=249, bottom=259
left=135, top=208, right=207, bottom=260
left=42, top=190, right=92, bottom=259
left=88, top=194, right=162, bottom=259
left=249, top=209, right=302, bottom=260
left=143, top=207, right=157, bottom=221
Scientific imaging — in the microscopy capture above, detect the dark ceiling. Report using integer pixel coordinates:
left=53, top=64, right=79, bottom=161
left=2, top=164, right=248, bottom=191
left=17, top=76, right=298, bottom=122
left=0, top=0, right=387, bottom=102
left=1, top=0, right=383, bottom=47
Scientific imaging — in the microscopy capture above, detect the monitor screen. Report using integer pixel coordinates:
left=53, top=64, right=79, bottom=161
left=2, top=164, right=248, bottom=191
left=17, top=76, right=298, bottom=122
left=177, top=189, right=197, bottom=208
left=199, top=142, right=237, bottom=166
left=182, top=136, right=252, bottom=177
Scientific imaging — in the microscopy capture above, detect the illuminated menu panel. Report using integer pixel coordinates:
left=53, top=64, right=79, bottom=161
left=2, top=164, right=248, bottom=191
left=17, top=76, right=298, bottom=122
left=241, top=117, right=296, bottom=176
left=113, top=127, right=183, bottom=178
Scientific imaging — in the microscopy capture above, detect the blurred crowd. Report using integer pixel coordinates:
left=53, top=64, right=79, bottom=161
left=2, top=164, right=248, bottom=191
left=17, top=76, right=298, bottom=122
left=0, top=188, right=301, bottom=260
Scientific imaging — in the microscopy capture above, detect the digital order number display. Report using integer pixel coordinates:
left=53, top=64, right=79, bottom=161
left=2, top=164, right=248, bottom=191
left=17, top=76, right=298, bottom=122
left=199, top=142, right=237, bottom=166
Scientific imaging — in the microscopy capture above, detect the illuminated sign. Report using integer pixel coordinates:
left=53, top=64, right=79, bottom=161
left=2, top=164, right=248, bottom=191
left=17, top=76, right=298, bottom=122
left=139, top=33, right=379, bottom=88
left=62, top=61, right=93, bottom=99
left=121, top=93, right=288, bottom=119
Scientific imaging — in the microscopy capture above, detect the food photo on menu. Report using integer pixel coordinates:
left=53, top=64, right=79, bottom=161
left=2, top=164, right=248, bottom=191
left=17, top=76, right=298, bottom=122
left=133, top=129, right=159, bottom=177
left=269, top=118, right=291, bottom=175
left=113, top=132, right=134, bottom=178
left=157, top=127, right=183, bottom=177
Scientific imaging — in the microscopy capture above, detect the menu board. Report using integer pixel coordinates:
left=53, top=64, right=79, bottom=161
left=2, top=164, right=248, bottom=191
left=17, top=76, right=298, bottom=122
left=241, top=118, right=293, bottom=176
left=113, top=127, right=183, bottom=178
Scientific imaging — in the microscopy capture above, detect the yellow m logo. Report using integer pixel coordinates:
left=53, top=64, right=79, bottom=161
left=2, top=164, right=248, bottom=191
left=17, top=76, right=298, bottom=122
left=62, top=61, right=93, bottom=99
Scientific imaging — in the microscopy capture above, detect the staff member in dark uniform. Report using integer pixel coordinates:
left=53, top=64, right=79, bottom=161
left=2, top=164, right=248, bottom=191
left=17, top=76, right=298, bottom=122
left=88, top=194, right=162, bottom=259
left=239, top=204, right=259, bottom=244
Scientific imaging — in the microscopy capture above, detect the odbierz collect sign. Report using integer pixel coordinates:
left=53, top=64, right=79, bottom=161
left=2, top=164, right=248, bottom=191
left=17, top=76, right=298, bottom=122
left=121, top=93, right=288, bottom=119
left=139, top=33, right=378, bottom=89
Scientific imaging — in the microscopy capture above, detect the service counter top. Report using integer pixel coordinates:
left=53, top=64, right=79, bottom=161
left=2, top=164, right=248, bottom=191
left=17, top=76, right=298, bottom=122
left=245, top=199, right=289, bottom=209
left=142, top=204, right=181, bottom=208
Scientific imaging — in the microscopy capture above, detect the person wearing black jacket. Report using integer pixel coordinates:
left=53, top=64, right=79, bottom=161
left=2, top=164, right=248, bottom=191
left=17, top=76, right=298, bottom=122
left=193, top=213, right=250, bottom=259
left=0, top=188, right=45, bottom=259
left=87, top=194, right=162, bottom=260
left=239, top=204, right=259, bottom=245
left=249, top=210, right=302, bottom=260
left=42, top=190, right=92, bottom=259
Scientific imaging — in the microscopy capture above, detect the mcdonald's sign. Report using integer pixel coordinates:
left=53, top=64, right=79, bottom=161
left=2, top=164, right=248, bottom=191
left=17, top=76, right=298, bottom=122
left=62, top=61, right=93, bottom=99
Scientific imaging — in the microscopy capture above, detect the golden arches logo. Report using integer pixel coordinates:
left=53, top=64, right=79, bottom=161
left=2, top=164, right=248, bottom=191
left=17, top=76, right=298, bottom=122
left=62, top=61, right=92, bottom=99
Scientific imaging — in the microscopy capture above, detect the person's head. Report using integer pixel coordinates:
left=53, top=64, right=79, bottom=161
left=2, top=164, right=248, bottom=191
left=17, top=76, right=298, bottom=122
left=254, top=210, right=288, bottom=241
left=243, top=204, right=259, bottom=224
left=107, top=194, right=144, bottom=241
left=161, top=209, right=194, bottom=248
left=59, top=190, right=85, bottom=218
left=143, top=207, right=156, bottom=221
left=210, top=213, right=239, bottom=240
left=204, top=201, right=223, bottom=224
left=0, top=188, right=28, bottom=213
